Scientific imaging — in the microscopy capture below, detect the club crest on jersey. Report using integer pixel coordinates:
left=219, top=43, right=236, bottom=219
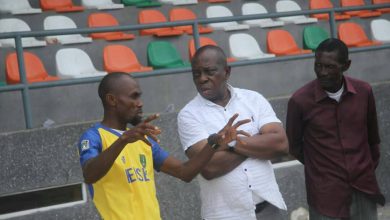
left=140, top=154, right=146, bottom=168
left=81, top=140, right=89, bottom=151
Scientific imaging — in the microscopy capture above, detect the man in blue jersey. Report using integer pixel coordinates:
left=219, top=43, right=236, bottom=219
left=77, top=72, right=250, bottom=220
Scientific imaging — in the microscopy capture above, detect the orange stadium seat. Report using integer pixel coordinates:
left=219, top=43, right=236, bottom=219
left=372, top=0, right=390, bottom=13
left=169, top=8, right=213, bottom=34
left=88, top=13, right=135, bottom=41
left=309, top=0, right=351, bottom=20
left=6, top=52, right=59, bottom=84
left=40, top=0, right=84, bottom=12
left=267, top=30, right=312, bottom=56
left=338, top=22, right=382, bottom=47
left=188, top=37, right=236, bottom=62
left=138, top=9, right=183, bottom=37
left=340, top=0, right=382, bottom=17
left=103, top=45, right=153, bottom=73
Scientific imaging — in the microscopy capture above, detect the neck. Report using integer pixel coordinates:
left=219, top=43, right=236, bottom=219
left=214, top=87, right=231, bottom=107
left=102, top=112, right=127, bottom=131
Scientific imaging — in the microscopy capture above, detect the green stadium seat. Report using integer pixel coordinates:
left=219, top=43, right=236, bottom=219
left=122, top=0, right=161, bottom=7
left=0, top=81, right=6, bottom=86
left=147, top=41, right=190, bottom=69
left=303, top=26, right=329, bottom=51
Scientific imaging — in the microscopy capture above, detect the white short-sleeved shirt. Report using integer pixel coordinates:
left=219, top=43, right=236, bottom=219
left=178, top=86, right=287, bottom=220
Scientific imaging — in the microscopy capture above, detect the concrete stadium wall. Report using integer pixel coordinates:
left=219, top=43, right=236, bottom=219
left=1, top=82, right=389, bottom=219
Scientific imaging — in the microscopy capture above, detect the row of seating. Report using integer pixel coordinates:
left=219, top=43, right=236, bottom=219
left=0, top=0, right=234, bottom=15
left=3, top=18, right=389, bottom=85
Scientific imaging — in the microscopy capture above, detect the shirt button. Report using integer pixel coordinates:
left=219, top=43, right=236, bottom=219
left=244, top=169, right=247, bottom=171
left=249, top=185, right=251, bottom=188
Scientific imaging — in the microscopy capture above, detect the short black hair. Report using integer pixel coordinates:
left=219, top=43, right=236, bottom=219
left=98, top=72, right=132, bottom=105
left=316, top=38, right=349, bottom=63
left=191, top=45, right=228, bottom=68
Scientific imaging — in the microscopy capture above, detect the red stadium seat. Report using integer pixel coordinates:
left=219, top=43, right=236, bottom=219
left=103, top=44, right=153, bottom=73
left=169, top=8, right=213, bottom=34
left=138, top=9, right=183, bottom=37
left=6, top=52, right=59, bottom=84
left=338, top=22, right=382, bottom=47
left=88, top=13, right=135, bottom=41
left=340, top=0, right=382, bottom=17
left=40, top=0, right=84, bottom=12
left=188, top=37, right=236, bottom=62
left=309, top=0, right=351, bottom=20
left=372, top=0, right=390, bottom=13
left=267, top=30, right=312, bottom=56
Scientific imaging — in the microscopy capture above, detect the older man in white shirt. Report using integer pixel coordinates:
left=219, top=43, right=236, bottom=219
left=178, top=45, right=288, bottom=220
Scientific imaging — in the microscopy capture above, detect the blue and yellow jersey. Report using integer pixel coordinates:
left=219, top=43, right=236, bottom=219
left=78, top=123, right=169, bottom=220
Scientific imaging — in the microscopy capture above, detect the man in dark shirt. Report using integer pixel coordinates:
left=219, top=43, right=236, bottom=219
left=286, top=38, right=385, bottom=220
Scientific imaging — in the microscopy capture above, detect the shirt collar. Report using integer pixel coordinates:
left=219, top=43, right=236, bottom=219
left=197, top=84, right=238, bottom=106
left=314, top=76, right=357, bottom=103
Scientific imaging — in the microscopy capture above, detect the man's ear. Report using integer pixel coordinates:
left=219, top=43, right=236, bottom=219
left=225, top=66, right=231, bottom=79
left=105, top=93, right=116, bottom=106
left=342, top=60, right=351, bottom=72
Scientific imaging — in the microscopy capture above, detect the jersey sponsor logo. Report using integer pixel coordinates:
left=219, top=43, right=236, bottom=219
left=140, top=154, right=146, bottom=168
left=81, top=140, right=90, bottom=151
left=125, top=167, right=150, bottom=183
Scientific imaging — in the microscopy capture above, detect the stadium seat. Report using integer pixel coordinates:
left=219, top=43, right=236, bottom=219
left=88, top=13, right=135, bottom=41
left=303, top=26, right=329, bottom=50
left=81, top=0, right=124, bottom=10
left=40, top=0, right=84, bottom=12
left=276, top=0, right=318, bottom=24
left=122, top=0, right=161, bottom=7
left=372, top=0, right=390, bottom=13
left=0, top=0, right=42, bottom=15
left=44, top=15, right=92, bottom=45
left=241, top=3, right=284, bottom=28
left=200, top=0, right=230, bottom=3
left=6, top=52, right=59, bottom=84
left=267, top=29, right=312, bottom=56
left=340, top=0, right=382, bottom=17
left=103, top=45, right=153, bottom=73
left=309, top=0, right=351, bottom=20
left=0, top=18, right=47, bottom=48
left=0, top=81, right=6, bottom=86
left=56, top=48, right=107, bottom=79
left=338, top=22, right=382, bottom=47
left=206, top=5, right=250, bottom=31
left=229, top=33, right=275, bottom=60
left=370, top=19, right=390, bottom=43
left=138, top=9, right=183, bottom=37
left=188, top=37, right=236, bottom=62
left=159, top=0, right=198, bottom=5
left=169, top=8, right=213, bottom=34
left=147, top=41, right=190, bottom=69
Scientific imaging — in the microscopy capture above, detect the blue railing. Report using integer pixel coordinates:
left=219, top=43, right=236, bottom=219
left=0, top=3, right=389, bottom=129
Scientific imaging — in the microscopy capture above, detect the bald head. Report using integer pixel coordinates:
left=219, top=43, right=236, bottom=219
left=98, top=72, right=135, bottom=106
left=191, top=45, right=228, bottom=69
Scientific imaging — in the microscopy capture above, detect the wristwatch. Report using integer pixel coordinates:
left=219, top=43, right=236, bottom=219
left=207, top=133, right=220, bottom=150
left=228, top=140, right=236, bottom=152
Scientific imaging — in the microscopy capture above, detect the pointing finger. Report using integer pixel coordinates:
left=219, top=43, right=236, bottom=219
left=144, top=113, right=159, bottom=123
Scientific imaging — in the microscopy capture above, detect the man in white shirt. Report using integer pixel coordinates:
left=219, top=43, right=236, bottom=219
left=178, top=45, right=288, bottom=220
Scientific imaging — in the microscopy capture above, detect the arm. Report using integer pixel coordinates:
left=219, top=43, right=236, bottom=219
left=82, top=115, right=160, bottom=184
left=234, top=122, right=288, bottom=160
left=161, top=114, right=250, bottom=182
left=286, top=97, right=305, bottom=164
left=185, top=140, right=247, bottom=180
left=367, top=88, right=381, bottom=168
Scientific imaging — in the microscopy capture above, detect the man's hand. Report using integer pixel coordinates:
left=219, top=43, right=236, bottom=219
left=215, top=113, right=251, bottom=150
left=119, top=114, right=161, bottom=146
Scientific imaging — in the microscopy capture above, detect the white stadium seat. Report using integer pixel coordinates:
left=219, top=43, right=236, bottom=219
left=81, top=0, right=124, bottom=10
left=229, top=33, right=275, bottom=60
left=0, top=18, right=46, bottom=48
left=371, top=19, right=390, bottom=43
left=44, top=15, right=92, bottom=45
left=0, top=0, right=42, bottom=15
left=159, top=0, right=198, bottom=5
left=242, top=2, right=284, bottom=28
left=276, top=0, right=318, bottom=24
left=206, top=5, right=250, bottom=31
left=56, top=48, right=107, bottom=79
